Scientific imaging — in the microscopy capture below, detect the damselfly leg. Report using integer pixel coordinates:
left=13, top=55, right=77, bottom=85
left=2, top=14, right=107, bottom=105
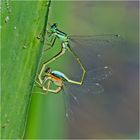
left=44, top=34, right=57, bottom=51
left=37, top=45, right=66, bottom=85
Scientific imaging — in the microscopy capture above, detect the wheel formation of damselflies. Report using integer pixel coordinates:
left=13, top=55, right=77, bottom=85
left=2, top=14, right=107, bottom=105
left=37, top=23, right=120, bottom=89
left=35, top=23, right=121, bottom=118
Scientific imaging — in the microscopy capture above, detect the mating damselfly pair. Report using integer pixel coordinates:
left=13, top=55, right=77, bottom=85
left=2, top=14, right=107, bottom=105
left=35, top=23, right=121, bottom=118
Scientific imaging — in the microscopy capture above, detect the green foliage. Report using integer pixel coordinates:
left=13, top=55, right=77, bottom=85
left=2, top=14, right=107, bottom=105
left=25, top=1, right=139, bottom=139
left=1, top=1, right=50, bottom=138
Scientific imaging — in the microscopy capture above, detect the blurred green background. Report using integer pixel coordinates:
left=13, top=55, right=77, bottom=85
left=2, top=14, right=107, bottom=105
left=25, top=1, right=139, bottom=139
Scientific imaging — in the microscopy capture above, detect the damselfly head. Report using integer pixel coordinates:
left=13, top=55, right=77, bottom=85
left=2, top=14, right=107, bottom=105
left=50, top=23, right=58, bottom=32
left=45, top=67, right=51, bottom=74
left=114, top=34, right=121, bottom=38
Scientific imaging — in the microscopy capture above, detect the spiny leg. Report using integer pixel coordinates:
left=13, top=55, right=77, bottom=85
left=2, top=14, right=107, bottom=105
left=47, top=86, right=62, bottom=94
left=35, top=79, right=43, bottom=88
left=33, top=79, right=51, bottom=95
left=44, top=34, right=57, bottom=51
left=42, top=80, right=52, bottom=95
left=42, top=79, right=62, bottom=94
left=36, top=79, right=53, bottom=95
left=67, top=46, right=86, bottom=85
left=34, top=77, right=49, bottom=95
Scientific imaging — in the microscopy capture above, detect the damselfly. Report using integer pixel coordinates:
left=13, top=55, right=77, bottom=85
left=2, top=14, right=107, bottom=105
left=37, top=23, right=120, bottom=87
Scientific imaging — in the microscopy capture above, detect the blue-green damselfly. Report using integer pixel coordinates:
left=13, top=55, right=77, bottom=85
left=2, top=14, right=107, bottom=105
left=37, top=23, right=120, bottom=91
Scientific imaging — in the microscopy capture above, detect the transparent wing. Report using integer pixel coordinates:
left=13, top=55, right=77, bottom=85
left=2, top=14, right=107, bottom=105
left=64, top=81, right=104, bottom=95
left=62, top=81, right=104, bottom=121
left=69, top=34, right=120, bottom=47
left=69, top=34, right=120, bottom=40
left=63, top=72, right=105, bottom=107
left=61, top=65, right=113, bottom=120
left=85, top=66, right=112, bottom=82
left=69, top=34, right=121, bottom=69
left=70, top=66, right=112, bottom=83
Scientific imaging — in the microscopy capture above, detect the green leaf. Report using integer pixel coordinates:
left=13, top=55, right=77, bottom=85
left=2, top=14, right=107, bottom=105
left=1, top=0, right=51, bottom=139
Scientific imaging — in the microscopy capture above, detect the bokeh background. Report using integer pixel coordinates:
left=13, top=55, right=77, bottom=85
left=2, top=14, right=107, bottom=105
left=25, top=1, right=139, bottom=139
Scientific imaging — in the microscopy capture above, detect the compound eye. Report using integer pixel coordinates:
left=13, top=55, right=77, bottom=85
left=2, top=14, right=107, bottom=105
left=54, top=23, right=58, bottom=27
left=51, top=23, right=58, bottom=28
left=45, top=67, right=51, bottom=73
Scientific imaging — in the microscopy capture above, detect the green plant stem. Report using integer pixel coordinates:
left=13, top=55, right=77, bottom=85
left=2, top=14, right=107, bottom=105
left=1, top=0, right=51, bottom=139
